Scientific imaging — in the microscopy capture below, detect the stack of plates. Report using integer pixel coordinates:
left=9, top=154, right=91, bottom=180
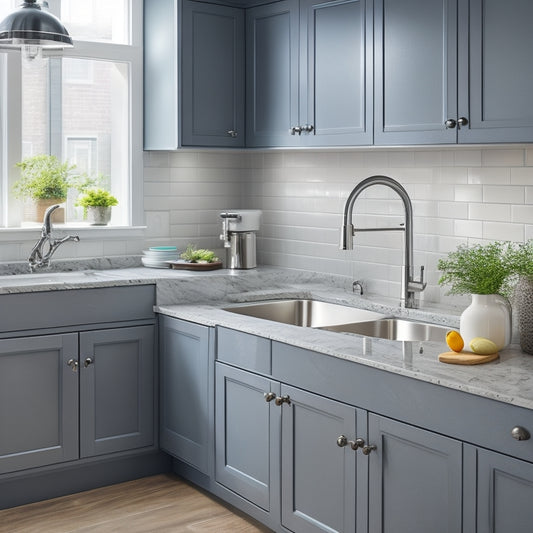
left=141, top=246, right=178, bottom=268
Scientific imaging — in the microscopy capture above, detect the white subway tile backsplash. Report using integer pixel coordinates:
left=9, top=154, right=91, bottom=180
left=511, top=205, right=533, bottom=224
left=454, top=219, right=483, bottom=238
left=469, top=203, right=511, bottom=222
left=483, top=221, right=524, bottom=242
left=454, top=185, right=483, bottom=202
left=483, top=185, right=524, bottom=204
left=481, top=149, right=524, bottom=167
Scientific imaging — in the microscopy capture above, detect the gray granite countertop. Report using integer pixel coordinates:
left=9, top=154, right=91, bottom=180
left=1, top=264, right=532, bottom=410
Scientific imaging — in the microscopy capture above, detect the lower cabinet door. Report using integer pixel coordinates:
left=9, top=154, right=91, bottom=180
left=0, top=334, right=79, bottom=474
left=159, top=316, right=211, bottom=474
left=474, top=447, right=533, bottom=533
left=215, top=363, right=280, bottom=513
left=79, top=325, right=154, bottom=457
left=368, top=414, right=462, bottom=533
left=281, top=384, right=360, bottom=533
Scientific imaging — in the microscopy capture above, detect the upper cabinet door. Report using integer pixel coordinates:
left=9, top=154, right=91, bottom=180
left=246, top=0, right=299, bottom=147
left=374, top=0, right=458, bottom=145
left=300, top=0, right=373, bottom=146
left=458, top=0, right=533, bottom=143
left=182, top=1, right=245, bottom=147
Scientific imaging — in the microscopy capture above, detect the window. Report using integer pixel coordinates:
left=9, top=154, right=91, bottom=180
left=0, top=0, right=143, bottom=229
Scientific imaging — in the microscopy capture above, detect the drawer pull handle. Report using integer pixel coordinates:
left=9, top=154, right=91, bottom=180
left=511, top=426, right=530, bottom=441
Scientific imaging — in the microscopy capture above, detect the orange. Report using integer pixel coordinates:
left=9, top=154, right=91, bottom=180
left=446, top=330, right=464, bottom=352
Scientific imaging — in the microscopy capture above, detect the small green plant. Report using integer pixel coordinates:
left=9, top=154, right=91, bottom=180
left=13, top=154, right=76, bottom=201
left=437, top=241, right=514, bottom=296
left=76, top=188, right=118, bottom=208
left=180, top=244, right=219, bottom=263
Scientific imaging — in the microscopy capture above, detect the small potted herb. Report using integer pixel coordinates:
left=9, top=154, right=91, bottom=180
left=12, top=154, right=76, bottom=223
left=76, top=188, right=118, bottom=225
left=180, top=244, right=219, bottom=263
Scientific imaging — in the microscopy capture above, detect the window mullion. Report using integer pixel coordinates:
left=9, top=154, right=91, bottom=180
left=49, top=58, right=63, bottom=159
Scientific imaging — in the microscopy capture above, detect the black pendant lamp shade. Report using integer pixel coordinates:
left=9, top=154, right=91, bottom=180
left=0, top=0, right=73, bottom=49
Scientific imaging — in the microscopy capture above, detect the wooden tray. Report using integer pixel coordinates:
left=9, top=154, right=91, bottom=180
left=166, top=260, right=223, bottom=271
left=438, top=351, right=499, bottom=365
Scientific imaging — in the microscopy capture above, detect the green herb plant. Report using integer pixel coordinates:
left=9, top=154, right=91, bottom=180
left=180, top=244, right=219, bottom=264
left=76, top=188, right=118, bottom=218
left=507, top=239, right=533, bottom=280
left=437, top=241, right=514, bottom=296
left=13, top=154, right=76, bottom=201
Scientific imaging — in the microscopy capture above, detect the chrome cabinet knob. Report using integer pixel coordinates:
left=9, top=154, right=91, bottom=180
left=362, top=444, right=377, bottom=455
left=227, top=130, right=238, bottom=138
left=264, top=392, right=276, bottom=403
left=445, top=119, right=457, bottom=129
left=275, top=394, right=291, bottom=406
left=336, top=435, right=365, bottom=450
left=84, top=357, right=94, bottom=368
left=457, top=117, right=469, bottom=127
left=303, top=124, right=314, bottom=133
left=511, top=426, right=530, bottom=441
left=67, top=358, right=78, bottom=372
left=290, top=126, right=303, bottom=135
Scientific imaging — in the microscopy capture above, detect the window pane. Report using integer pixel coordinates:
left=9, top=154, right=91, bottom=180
left=0, top=1, right=19, bottom=20
left=62, top=58, right=129, bottom=225
left=61, top=0, right=130, bottom=44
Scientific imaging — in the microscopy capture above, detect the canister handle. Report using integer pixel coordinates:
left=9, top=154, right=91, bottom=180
left=220, top=212, right=242, bottom=248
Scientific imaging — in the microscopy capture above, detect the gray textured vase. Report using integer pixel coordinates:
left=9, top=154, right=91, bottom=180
left=87, top=206, right=111, bottom=226
left=515, top=276, right=533, bottom=354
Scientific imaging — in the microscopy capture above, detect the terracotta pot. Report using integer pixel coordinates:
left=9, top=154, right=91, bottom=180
left=24, top=199, right=65, bottom=223
left=514, top=276, right=533, bottom=354
left=87, top=206, right=112, bottom=225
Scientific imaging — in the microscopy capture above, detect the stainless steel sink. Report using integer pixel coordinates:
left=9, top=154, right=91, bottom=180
left=322, top=318, right=448, bottom=342
left=223, top=299, right=386, bottom=328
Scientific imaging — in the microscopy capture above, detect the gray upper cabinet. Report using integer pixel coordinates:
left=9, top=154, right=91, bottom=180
left=458, top=0, right=533, bottom=143
left=144, top=0, right=245, bottom=149
left=0, top=334, right=79, bottom=474
left=80, top=326, right=155, bottom=458
left=246, top=0, right=372, bottom=147
left=159, top=316, right=212, bottom=474
left=374, top=0, right=457, bottom=145
left=245, top=0, right=299, bottom=147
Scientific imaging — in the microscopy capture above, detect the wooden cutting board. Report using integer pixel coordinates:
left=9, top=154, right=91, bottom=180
left=438, top=351, right=499, bottom=365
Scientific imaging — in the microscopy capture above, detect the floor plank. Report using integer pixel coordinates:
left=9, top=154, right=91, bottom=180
left=0, top=474, right=272, bottom=533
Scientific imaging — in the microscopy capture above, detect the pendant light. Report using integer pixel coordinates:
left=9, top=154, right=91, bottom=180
left=0, top=0, right=73, bottom=52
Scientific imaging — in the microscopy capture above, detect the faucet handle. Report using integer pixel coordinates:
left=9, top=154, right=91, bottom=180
left=408, top=265, right=427, bottom=292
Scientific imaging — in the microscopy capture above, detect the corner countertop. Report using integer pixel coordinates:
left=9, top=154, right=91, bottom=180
left=1, top=265, right=532, bottom=410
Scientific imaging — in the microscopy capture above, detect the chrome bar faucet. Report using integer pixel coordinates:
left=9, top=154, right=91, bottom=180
left=340, top=175, right=426, bottom=308
left=28, top=204, right=80, bottom=272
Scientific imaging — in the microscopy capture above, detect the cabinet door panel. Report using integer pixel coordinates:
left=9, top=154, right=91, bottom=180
left=281, top=384, right=360, bottom=533
left=459, top=0, right=533, bottom=142
left=246, top=0, right=299, bottom=147
left=160, top=317, right=210, bottom=474
left=475, top=447, right=533, bottom=533
left=215, top=363, right=280, bottom=512
left=301, top=0, right=373, bottom=146
left=368, top=414, right=462, bottom=533
left=0, top=334, right=78, bottom=473
left=182, top=1, right=244, bottom=147
left=374, top=0, right=457, bottom=144
left=80, top=326, right=154, bottom=457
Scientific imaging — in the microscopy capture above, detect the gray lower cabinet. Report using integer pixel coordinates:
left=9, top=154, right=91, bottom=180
left=0, top=334, right=79, bottom=474
left=80, top=326, right=155, bottom=457
left=0, top=325, right=155, bottom=475
left=367, top=414, right=462, bottom=533
left=159, top=316, right=212, bottom=474
left=464, top=445, right=533, bottom=533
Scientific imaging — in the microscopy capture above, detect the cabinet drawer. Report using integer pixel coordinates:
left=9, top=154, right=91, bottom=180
left=216, top=327, right=271, bottom=374
left=0, top=285, right=155, bottom=334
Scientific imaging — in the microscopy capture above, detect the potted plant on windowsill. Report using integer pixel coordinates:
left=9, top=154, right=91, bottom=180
left=437, top=241, right=514, bottom=352
left=76, top=188, right=118, bottom=226
left=12, top=154, right=76, bottom=223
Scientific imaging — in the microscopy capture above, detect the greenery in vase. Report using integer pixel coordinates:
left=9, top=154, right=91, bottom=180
left=180, top=244, right=219, bottom=263
left=437, top=241, right=514, bottom=296
left=76, top=188, right=118, bottom=208
left=13, top=154, right=76, bottom=201
left=507, top=239, right=533, bottom=280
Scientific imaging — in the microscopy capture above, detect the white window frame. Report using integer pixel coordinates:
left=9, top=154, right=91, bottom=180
left=0, top=0, right=144, bottom=238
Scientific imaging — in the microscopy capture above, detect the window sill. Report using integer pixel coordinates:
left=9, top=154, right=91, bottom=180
left=0, top=225, right=147, bottom=243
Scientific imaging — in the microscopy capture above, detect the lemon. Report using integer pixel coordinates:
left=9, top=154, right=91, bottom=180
left=446, top=330, right=464, bottom=352
left=469, top=337, right=498, bottom=355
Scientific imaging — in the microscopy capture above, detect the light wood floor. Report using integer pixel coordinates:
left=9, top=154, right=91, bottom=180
left=0, top=474, right=273, bottom=533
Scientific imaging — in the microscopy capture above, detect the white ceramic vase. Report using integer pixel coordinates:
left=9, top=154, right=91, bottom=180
left=87, top=206, right=111, bottom=226
left=460, top=294, right=512, bottom=352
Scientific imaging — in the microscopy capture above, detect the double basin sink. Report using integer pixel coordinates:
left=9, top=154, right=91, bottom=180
left=224, top=299, right=448, bottom=343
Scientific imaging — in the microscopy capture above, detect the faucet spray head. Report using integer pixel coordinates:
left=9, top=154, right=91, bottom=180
left=340, top=223, right=354, bottom=250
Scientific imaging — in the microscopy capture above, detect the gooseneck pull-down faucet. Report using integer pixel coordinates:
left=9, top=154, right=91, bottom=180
left=28, top=204, right=80, bottom=272
left=340, top=175, right=426, bottom=309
